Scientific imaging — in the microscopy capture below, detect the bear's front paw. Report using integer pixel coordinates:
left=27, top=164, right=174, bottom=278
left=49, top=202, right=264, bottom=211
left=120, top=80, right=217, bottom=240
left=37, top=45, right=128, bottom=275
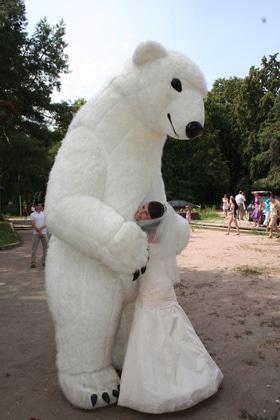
left=107, top=222, right=148, bottom=273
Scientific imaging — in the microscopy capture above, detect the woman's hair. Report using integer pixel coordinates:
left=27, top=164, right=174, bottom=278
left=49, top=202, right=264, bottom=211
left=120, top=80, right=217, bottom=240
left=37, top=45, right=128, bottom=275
left=231, top=196, right=238, bottom=216
left=148, top=201, right=166, bottom=219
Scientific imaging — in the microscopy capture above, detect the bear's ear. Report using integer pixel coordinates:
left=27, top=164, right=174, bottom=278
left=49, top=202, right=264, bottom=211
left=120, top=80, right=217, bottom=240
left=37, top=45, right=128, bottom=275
left=133, top=41, right=167, bottom=66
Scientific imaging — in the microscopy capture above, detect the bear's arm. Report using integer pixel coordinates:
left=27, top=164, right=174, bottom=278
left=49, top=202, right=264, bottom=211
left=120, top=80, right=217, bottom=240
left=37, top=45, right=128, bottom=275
left=45, top=127, right=148, bottom=274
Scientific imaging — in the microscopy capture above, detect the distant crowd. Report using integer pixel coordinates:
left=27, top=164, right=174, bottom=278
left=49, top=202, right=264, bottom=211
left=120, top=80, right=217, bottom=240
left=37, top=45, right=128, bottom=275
left=222, top=192, right=280, bottom=238
left=21, top=193, right=280, bottom=271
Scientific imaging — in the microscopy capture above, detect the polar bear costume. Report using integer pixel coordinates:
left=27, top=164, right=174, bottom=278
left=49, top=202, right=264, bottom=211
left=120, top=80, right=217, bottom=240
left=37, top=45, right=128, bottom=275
left=45, top=41, right=207, bottom=410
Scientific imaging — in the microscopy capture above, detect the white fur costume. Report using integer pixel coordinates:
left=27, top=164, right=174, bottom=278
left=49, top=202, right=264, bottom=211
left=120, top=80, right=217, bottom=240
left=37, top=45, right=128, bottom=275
left=45, top=41, right=207, bottom=410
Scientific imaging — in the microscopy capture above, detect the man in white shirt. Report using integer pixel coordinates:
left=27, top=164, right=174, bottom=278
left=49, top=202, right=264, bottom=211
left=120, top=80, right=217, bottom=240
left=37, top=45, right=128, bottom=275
left=235, top=191, right=246, bottom=220
left=30, top=202, right=48, bottom=268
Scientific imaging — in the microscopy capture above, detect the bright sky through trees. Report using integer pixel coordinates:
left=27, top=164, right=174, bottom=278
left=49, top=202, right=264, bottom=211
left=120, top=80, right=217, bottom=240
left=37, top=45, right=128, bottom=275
left=25, top=0, right=280, bottom=101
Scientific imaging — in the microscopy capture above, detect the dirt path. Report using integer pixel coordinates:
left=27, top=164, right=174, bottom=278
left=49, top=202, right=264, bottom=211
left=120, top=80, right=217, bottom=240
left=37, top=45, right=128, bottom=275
left=0, top=230, right=279, bottom=420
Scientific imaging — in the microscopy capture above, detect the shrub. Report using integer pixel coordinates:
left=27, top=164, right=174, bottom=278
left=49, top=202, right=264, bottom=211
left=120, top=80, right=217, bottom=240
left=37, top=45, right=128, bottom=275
left=0, top=222, right=20, bottom=247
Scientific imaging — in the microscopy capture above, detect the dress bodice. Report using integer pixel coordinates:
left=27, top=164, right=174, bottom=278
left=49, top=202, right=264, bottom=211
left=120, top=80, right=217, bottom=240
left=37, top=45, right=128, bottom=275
left=137, top=244, right=177, bottom=307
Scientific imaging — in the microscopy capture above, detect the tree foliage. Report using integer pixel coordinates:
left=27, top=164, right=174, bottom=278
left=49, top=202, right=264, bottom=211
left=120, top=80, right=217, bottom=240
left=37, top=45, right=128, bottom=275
left=162, top=131, right=230, bottom=205
left=250, top=97, right=280, bottom=189
left=0, top=0, right=69, bottom=210
left=48, top=98, right=86, bottom=160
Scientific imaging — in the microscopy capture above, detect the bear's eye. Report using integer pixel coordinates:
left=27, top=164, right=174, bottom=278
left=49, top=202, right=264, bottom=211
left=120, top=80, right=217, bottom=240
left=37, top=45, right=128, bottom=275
left=171, top=78, right=182, bottom=92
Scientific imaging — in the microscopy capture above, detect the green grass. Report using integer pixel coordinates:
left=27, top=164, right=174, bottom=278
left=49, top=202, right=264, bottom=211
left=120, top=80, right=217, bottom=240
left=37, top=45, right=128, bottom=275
left=198, top=206, right=221, bottom=220
left=0, top=222, right=20, bottom=247
left=235, top=265, right=266, bottom=276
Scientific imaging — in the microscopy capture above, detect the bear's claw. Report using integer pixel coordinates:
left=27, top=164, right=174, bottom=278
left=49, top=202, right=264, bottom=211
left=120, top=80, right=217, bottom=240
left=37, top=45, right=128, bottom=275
left=91, top=394, right=98, bottom=407
left=112, top=389, right=119, bottom=398
left=91, top=389, right=119, bottom=408
left=133, top=265, right=146, bottom=281
left=102, top=392, right=110, bottom=404
left=141, top=266, right=146, bottom=274
left=132, top=270, right=140, bottom=281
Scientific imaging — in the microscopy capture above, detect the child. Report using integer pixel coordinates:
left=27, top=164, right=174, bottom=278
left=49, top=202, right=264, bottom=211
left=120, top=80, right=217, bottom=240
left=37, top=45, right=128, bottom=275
left=185, top=205, right=194, bottom=231
left=118, top=201, right=223, bottom=414
left=222, top=194, right=230, bottom=217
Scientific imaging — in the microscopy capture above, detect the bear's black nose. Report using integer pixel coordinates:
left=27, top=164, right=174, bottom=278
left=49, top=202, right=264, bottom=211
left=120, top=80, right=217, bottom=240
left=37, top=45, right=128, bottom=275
left=185, top=121, right=203, bottom=139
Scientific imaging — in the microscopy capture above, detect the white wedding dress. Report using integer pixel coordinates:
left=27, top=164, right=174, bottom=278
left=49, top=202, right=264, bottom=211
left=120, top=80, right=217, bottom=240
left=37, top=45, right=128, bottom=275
left=118, top=240, right=223, bottom=413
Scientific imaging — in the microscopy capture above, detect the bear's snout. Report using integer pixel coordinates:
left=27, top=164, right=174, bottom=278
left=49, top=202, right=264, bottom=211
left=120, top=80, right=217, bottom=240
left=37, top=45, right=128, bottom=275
left=185, top=121, right=203, bottom=139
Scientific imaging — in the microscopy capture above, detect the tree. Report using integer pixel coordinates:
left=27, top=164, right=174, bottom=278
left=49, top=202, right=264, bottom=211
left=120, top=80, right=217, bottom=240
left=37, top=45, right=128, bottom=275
left=249, top=97, right=280, bottom=189
left=162, top=130, right=230, bottom=205
left=205, top=55, right=280, bottom=195
left=0, top=0, right=69, bottom=211
left=235, top=54, right=280, bottom=135
left=162, top=52, right=280, bottom=204
left=234, top=54, right=280, bottom=189
left=48, top=98, right=86, bottom=160
left=205, top=78, right=243, bottom=192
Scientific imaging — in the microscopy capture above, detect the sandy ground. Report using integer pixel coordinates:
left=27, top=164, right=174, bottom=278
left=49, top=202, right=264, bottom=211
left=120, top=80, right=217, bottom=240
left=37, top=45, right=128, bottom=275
left=0, top=229, right=279, bottom=420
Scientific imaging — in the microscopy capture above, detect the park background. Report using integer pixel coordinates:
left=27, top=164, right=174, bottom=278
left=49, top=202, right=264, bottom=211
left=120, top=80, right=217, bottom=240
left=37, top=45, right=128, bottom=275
left=1, top=3, right=280, bottom=419
left=0, top=0, right=279, bottom=214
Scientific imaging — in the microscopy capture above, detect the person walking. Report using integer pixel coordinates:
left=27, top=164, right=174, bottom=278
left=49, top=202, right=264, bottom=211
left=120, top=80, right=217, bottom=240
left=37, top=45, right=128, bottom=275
left=268, top=195, right=280, bottom=239
left=30, top=202, right=48, bottom=268
left=226, top=196, right=240, bottom=235
left=22, top=205, right=29, bottom=219
left=222, top=194, right=230, bottom=217
left=242, top=191, right=248, bottom=220
left=185, top=205, right=194, bottom=231
left=235, top=191, right=246, bottom=220
left=263, top=196, right=271, bottom=228
left=251, top=193, right=262, bottom=227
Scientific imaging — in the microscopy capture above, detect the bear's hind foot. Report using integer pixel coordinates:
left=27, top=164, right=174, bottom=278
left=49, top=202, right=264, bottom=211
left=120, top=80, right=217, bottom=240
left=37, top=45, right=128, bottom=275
left=90, top=385, right=120, bottom=408
left=59, top=366, right=120, bottom=409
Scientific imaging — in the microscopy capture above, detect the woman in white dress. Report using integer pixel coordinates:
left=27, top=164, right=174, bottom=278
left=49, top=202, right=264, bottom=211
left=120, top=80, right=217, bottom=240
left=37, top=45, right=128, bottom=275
left=222, top=194, right=230, bottom=217
left=118, top=202, right=223, bottom=414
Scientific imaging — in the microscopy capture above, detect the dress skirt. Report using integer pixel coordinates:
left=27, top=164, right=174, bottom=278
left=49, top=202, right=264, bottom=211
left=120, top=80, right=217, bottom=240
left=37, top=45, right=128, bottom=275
left=118, top=289, right=223, bottom=414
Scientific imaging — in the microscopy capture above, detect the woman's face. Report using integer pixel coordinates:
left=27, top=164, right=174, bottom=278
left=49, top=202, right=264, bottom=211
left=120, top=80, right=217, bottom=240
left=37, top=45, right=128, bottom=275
left=135, top=203, right=151, bottom=221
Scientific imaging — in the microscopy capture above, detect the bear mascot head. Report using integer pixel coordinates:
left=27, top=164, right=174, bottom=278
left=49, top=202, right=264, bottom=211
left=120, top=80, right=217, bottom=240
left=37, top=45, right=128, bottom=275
left=115, top=41, right=206, bottom=139
left=45, top=41, right=207, bottom=410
